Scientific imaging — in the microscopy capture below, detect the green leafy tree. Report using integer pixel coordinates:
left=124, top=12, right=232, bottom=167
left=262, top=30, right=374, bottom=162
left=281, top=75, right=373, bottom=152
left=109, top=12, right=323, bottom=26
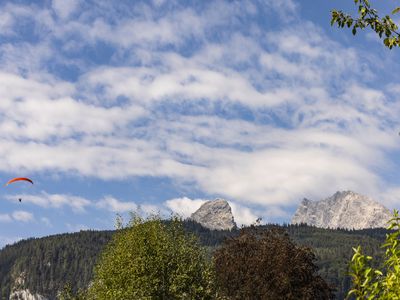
left=347, top=210, right=400, bottom=299
left=331, top=0, right=400, bottom=48
left=58, top=283, right=74, bottom=300
left=213, top=226, right=335, bottom=300
left=57, top=283, right=86, bottom=300
left=86, top=214, right=217, bottom=300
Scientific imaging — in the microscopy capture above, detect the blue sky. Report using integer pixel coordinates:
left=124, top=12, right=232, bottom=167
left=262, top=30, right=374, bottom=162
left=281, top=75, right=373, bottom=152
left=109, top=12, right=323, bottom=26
left=1, top=0, right=400, bottom=248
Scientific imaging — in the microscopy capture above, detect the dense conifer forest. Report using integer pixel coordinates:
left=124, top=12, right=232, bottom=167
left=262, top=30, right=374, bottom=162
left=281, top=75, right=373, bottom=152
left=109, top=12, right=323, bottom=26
left=0, top=222, right=387, bottom=299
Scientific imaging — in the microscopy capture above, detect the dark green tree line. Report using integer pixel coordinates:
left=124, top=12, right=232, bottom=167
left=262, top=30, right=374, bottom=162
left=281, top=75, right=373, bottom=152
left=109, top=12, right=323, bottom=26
left=0, top=221, right=389, bottom=299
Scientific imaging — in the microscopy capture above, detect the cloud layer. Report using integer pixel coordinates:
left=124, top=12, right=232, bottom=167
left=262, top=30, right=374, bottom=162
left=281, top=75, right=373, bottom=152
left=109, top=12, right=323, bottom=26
left=0, top=0, right=399, bottom=231
left=0, top=210, right=34, bottom=223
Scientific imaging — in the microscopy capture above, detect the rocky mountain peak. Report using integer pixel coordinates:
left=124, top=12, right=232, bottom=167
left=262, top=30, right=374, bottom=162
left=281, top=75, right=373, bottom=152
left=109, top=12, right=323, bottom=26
left=301, top=198, right=311, bottom=205
left=190, top=198, right=236, bottom=230
left=333, top=190, right=357, bottom=199
left=291, top=191, right=392, bottom=230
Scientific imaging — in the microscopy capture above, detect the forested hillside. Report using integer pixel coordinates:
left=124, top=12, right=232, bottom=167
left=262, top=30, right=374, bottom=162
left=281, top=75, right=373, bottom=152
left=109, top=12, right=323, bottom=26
left=0, top=230, right=114, bottom=299
left=287, top=225, right=386, bottom=299
left=0, top=222, right=387, bottom=299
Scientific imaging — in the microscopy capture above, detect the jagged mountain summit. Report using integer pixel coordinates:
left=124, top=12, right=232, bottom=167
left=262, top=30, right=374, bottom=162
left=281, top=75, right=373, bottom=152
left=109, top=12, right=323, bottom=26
left=291, top=191, right=392, bottom=230
left=190, top=198, right=236, bottom=230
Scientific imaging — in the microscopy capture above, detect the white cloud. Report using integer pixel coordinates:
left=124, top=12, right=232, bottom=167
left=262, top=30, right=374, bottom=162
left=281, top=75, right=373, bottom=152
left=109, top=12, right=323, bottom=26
left=152, top=0, right=166, bottom=7
left=263, top=206, right=291, bottom=223
left=12, top=210, right=34, bottom=222
left=0, top=3, right=34, bottom=37
left=96, top=196, right=137, bottom=213
left=193, top=148, right=379, bottom=206
left=229, top=202, right=258, bottom=226
left=268, top=0, right=297, bottom=13
left=375, top=187, right=400, bottom=209
left=52, top=0, right=79, bottom=20
left=41, top=217, right=52, bottom=227
left=164, top=197, right=206, bottom=218
left=6, top=192, right=91, bottom=213
left=0, top=108, right=394, bottom=208
left=0, top=72, right=146, bottom=142
left=0, top=213, right=12, bottom=222
left=82, top=63, right=285, bottom=107
left=151, top=115, right=389, bottom=206
left=0, top=0, right=398, bottom=216
left=0, top=10, right=16, bottom=36
left=139, top=204, right=166, bottom=216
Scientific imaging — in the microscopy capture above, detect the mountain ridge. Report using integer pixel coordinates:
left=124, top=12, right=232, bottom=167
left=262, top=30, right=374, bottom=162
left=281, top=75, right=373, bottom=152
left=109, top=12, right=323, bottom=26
left=291, top=190, right=392, bottom=230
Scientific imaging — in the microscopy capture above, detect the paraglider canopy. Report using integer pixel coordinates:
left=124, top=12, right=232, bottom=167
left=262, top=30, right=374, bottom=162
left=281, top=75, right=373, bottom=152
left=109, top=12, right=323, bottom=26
left=5, top=178, right=34, bottom=203
left=5, top=177, right=34, bottom=186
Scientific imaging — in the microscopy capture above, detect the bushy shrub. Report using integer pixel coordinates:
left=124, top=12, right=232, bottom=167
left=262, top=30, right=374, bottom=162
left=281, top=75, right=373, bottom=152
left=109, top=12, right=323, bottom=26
left=86, top=214, right=217, bottom=300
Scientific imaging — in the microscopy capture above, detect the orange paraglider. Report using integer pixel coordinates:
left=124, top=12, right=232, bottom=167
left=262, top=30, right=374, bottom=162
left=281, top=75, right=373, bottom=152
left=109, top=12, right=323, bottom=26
left=5, top=177, right=34, bottom=186
left=5, top=177, right=34, bottom=202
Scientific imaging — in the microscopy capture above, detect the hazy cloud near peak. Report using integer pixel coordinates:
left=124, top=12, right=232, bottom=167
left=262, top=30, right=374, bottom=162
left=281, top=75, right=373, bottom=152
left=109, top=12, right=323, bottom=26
left=164, top=197, right=259, bottom=226
left=164, top=197, right=206, bottom=218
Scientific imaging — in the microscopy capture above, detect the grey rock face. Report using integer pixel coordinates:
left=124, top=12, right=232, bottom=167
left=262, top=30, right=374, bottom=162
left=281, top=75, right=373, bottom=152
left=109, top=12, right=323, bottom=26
left=291, top=191, right=392, bottom=230
left=10, top=290, right=47, bottom=300
left=190, top=199, right=236, bottom=230
left=10, top=272, right=47, bottom=300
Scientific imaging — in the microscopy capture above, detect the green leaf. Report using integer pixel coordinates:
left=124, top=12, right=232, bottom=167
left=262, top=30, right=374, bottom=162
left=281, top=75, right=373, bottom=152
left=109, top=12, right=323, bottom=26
left=392, top=7, right=400, bottom=15
left=331, top=16, right=337, bottom=26
left=347, top=18, right=353, bottom=27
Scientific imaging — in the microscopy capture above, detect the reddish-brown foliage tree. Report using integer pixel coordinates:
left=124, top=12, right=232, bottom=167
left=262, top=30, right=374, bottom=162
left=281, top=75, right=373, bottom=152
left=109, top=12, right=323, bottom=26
left=213, top=226, right=334, bottom=300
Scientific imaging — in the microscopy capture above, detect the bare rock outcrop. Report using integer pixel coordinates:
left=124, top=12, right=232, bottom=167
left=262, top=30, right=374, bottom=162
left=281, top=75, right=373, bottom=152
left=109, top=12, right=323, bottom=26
left=190, top=198, right=236, bottom=230
left=291, top=191, right=392, bottom=230
left=10, top=272, right=47, bottom=300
